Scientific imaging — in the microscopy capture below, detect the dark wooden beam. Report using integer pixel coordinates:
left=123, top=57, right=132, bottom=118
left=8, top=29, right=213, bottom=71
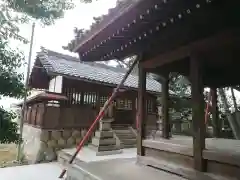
left=141, top=29, right=239, bottom=69
left=161, top=73, right=170, bottom=139
left=211, top=88, right=220, bottom=138
left=142, top=46, right=189, bottom=69
left=190, top=56, right=206, bottom=172
left=137, top=65, right=146, bottom=156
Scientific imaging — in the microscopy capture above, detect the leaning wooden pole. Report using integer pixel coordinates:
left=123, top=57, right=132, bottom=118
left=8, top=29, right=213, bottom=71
left=218, top=88, right=240, bottom=139
left=58, top=56, right=140, bottom=178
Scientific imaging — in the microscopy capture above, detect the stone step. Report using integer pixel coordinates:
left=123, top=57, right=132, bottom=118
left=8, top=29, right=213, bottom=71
left=111, top=124, right=131, bottom=127
left=112, top=127, right=137, bottom=149
left=121, top=144, right=137, bottom=148
left=120, top=138, right=136, bottom=145
left=95, top=130, right=114, bottom=138
left=91, top=137, right=116, bottom=146
left=115, top=133, right=136, bottom=139
left=114, top=129, right=132, bottom=134
left=88, top=144, right=121, bottom=153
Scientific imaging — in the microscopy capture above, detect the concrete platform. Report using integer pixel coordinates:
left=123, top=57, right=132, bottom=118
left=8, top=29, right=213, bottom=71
left=66, top=158, right=186, bottom=180
left=0, top=163, right=64, bottom=180
left=59, top=146, right=136, bottom=163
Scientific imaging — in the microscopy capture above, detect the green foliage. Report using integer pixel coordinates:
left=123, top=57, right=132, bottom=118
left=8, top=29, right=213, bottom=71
left=0, top=108, right=21, bottom=144
left=0, top=38, right=25, bottom=98
left=0, top=6, right=29, bottom=43
left=3, top=0, right=75, bottom=25
left=0, top=0, right=75, bottom=144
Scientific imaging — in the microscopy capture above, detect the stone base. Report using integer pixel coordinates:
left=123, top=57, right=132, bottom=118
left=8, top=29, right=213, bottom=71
left=22, top=124, right=90, bottom=163
left=88, top=145, right=122, bottom=156
left=88, top=118, right=121, bottom=155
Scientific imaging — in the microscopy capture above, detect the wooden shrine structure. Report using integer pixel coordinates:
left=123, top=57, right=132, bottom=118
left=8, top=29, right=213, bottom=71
left=27, top=48, right=160, bottom=131
left=16, top=48, right=163, bottom=162
left=71, top=0, right=240, bottom=178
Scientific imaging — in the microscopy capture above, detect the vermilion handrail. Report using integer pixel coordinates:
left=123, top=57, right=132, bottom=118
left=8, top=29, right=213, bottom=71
left=205, top=90, right=212, bottom=124
left=58, top=58, right=139, bottom=178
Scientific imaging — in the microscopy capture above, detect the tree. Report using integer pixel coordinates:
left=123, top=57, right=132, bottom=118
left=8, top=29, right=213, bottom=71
left=0, top=108, right=21, bottom=144
left=0, top=38, right=25, bottom=144
left=0, top=0, right=75, bottom=144
left=2, top=0, right=75, bottom=25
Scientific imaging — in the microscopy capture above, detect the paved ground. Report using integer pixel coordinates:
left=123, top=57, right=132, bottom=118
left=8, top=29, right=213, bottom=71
left=62, top=147, right=136, bottom=162
left=0, top=163, right=64, bottom=180
left=69, top=158, right=187, bottom=180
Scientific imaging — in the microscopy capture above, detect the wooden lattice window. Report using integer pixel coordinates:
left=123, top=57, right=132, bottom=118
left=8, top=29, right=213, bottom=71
left=147, top=100, right=154, bottom=113
left=72, top=92, right=81, bottom=104
left=64, top=88, right=82, bottom=105
left=84, top=92, right=97, bottom=107
left=117, top=99, right=132, bottom=110
left=126, top=100, right=132, bottom=109
left=100, top=96, right=108, bottom=107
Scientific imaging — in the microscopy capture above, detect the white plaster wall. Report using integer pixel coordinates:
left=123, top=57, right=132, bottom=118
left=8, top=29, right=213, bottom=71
left=49, top=77, right=56, bottom=92
left=54, top=76, right=63, bottom=93
left=48, top=76, right=62, bottom=93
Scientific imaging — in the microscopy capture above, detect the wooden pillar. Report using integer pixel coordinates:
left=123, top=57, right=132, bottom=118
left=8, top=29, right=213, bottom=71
left=190, top=56, right=206, bottom=172
left=41, top=102, right=47, bottom=128
left=80, top=92, right=84, bottom=105
left=162, top=74, right=170, bottom=139
left=34, top=104, right=39, bottom=126
left=137, top=65, right=146, bottom=156
left=211, top=88, right=220, bottom=138
left=132, top=95, right=137, bottom=128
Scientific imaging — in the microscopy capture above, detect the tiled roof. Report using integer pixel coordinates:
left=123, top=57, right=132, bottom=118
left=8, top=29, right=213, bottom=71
left=36, top=48, right=161, bottom=93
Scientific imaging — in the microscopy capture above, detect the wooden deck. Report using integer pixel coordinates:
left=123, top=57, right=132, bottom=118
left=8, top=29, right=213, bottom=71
left=140, top=135, right=240, bottom=179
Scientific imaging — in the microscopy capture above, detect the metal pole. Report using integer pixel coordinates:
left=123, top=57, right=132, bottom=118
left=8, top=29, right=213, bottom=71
left=16, top=22, right=35, bottom=162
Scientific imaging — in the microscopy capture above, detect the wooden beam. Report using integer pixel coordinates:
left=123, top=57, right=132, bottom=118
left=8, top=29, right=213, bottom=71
left=142, top=46, right=189, bottom=69
left=190, top=56, right=206, bottom=172
left=161, top=74, right=170, bottom=139
left=137, top=65, right=146, bottom=156
left=211, top=88, right=220, bottom=138
left=141, top=29, right=239, bottom=69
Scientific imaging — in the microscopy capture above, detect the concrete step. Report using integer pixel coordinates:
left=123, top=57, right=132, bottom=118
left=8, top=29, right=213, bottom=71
left=115, top=133, right=135, bottom=138
left=91, top=137, right=116, bottom=146
left=114, top=129, right=132, bottom=134
left=111, top=124, right=131, bottom=127
left=88, top=144, right=121, bottom=153
left=57, top=150, right=83, bottom=167
left=95, top=130, right=114, bottom=138
left=121, top=144, right=137, bottom=148
left=112, top=126, right=137, bottom=149
left=120, top=139, right=136, bottom=145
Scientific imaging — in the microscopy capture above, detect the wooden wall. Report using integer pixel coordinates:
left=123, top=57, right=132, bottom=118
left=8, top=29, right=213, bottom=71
left=24, top=78, right=158, bottom=130
left=24, top=101, right=97, bottom=129
left=61, top=77, right=158, bottom=127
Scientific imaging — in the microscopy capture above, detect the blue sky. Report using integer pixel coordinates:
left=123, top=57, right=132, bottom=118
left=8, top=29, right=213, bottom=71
left=0, top=0, right=117, bottom=109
